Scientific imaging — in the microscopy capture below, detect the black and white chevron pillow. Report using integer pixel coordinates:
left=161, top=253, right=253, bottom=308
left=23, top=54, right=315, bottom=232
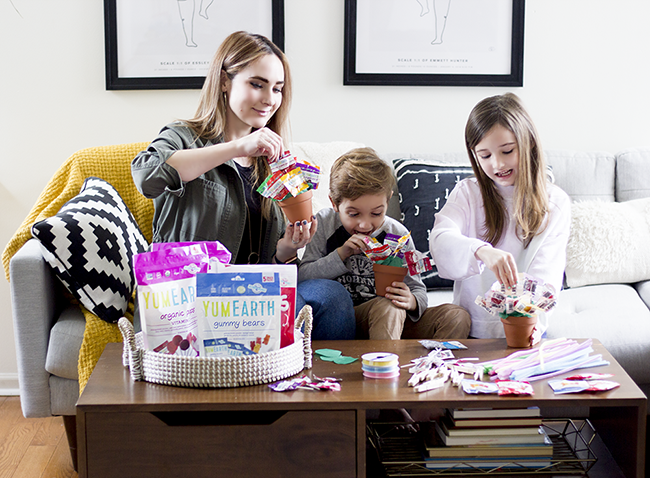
left=31, top=177, right=149, bottom=323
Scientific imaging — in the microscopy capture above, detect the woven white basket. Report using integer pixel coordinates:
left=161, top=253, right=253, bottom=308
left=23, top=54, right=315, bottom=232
left=118, top=305, right=313, bottom=388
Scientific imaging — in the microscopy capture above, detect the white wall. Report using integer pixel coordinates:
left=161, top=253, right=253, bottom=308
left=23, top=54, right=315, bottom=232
left=1, top=0, right=649, bottom=392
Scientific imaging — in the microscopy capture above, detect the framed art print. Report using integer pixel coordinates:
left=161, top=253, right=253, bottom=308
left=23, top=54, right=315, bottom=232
left=344, top=0, right=524, bottom=87
left=104, top=0, right=285, bottom=90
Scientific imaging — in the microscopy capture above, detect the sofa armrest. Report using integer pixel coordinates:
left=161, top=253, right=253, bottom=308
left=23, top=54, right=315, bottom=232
left=634, top=280, right=650, bottom=312
left=9, top=238, right=61, bottom=417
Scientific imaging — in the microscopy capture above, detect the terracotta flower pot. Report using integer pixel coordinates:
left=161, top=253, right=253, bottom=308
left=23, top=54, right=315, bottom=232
left=373, top=263, right=408, bottom=297
left=500, top=314, right=538, bottom=348
left=279, top=190, right=313, bottom=224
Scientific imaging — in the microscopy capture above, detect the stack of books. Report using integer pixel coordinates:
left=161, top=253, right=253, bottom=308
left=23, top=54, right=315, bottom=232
left=423, top=407, right=553, bottom=470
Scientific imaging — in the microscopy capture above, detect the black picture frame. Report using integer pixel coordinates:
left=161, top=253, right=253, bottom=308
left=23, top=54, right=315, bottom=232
left=344, top=0, right=525, bottom=87
left=104, top=0, right=285, bottom=90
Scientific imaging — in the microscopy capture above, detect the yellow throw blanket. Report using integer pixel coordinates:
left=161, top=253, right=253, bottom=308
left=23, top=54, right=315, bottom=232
left=2, top=142, right=153, bottom=393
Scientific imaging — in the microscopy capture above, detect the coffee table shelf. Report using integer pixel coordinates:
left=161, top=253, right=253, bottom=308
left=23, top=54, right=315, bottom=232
left=368, top=419, right=598, bottom=476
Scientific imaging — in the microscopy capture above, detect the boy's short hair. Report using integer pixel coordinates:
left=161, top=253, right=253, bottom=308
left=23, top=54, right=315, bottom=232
left=329, top=147, right=395, bottom=207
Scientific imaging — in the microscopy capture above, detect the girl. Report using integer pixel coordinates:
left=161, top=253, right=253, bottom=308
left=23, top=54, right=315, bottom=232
left=132, top=31, right=354, bottom=335
left=429, top=93, right=571, bottom=341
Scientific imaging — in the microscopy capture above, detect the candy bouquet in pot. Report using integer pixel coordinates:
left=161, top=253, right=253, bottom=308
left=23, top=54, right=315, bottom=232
left=362, top=232, right=434, bottom=296
left=257, top=150, right=321, bottom=224
left=475, top=273, right=557, bottom=347
left=133, top=241, right=298, bottom=358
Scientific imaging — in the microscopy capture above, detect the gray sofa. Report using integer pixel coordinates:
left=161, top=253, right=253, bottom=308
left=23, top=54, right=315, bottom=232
left=8, top=143, right=650, bottom=470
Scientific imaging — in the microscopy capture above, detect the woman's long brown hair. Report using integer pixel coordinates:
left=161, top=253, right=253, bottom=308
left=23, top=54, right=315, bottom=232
left=465, top=93, right=549, bottom=248
left=184, top=31, right=292, bottom=219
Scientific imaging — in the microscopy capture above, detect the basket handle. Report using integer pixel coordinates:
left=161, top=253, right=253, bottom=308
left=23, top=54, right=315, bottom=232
left=118, top=317, right=143, bottom=381
left=295, top=305, right=313, bottom=370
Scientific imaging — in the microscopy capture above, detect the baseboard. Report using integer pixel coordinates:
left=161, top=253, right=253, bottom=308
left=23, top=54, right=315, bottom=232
left=0, top=373, right=20, bottom=396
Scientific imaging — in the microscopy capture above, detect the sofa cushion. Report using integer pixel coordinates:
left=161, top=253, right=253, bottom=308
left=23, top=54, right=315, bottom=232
left=31, top=177, right=149, bottom=323
left=615, top=148, right=650, bottom=202
left=565, top=197, right=650, bottom=287
left=548, top=284, right=650, bottom=385
left=545, top=151, right=616, bottom=202
left=45, top=303, right=85, bottom=380
left=393, top=158, right=474, bottom=289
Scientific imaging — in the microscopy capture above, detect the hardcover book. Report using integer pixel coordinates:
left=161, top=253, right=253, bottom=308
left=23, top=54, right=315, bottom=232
left=448, top=407, right=541, bottom=419
left=440, top=415, right=541, bottom=437
left=424, top=422, right=553, bottom=458
left=434, top=421, right=546, bottom=446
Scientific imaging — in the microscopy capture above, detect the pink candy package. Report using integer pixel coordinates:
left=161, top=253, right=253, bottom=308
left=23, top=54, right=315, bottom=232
left=134, top=241, right=232, bottom=355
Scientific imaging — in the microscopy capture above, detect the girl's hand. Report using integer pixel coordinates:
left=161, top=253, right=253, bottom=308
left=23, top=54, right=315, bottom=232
left=337, top=233, right=369, bottom=261
left=385, top=281, right=417, bottom=311
left=235, top=127, right=284, bottom=162
left=475, top=245, right=519, bottom=289
left=530, top=326, right=542, bottom=346
left=275, top=216, right=318, bottom=263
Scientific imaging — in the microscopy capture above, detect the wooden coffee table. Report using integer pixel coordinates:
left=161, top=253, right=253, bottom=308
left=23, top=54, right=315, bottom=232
left=76, top=339, right=646, bottom=478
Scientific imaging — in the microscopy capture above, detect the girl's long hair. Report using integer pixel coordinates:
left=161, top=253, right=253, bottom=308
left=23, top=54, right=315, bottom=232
left=465, top=93, right=548, bottom=248
left=184, top=31, right=292, bottom=219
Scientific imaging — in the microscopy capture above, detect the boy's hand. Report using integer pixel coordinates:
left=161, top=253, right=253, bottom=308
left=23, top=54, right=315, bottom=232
left=385, top=281, right=417, bottom=311
left=337, top=233, right=369, bottom=261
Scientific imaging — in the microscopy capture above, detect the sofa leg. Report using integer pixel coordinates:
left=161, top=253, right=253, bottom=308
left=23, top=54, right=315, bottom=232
left=62, top=415, right=78, bottom=472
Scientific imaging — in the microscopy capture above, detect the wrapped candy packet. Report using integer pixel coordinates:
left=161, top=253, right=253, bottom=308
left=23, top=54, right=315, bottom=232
left=258, top=171, right=290, bottom=201
left=364, top=243, right=392, bottom=262
left=404, top=250, right=433, bottom=275
left=258, top=150, right=321, bottom=200
left=280, top=168, right=310, bottom=197
left=497, top=380, right=534, bottom=396
left=362, top=231, right=426, bottom=277
left=461, top=380, right=498, bottom=394
left=548, top=379, right=620, bottom=394
left=268, top=150, right=296, bottom=173
left=475, top=273, right=557, bottom=318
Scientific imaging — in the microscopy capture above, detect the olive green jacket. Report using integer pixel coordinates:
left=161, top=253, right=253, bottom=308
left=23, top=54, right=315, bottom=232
left=131, top=122, right=285, bottom=263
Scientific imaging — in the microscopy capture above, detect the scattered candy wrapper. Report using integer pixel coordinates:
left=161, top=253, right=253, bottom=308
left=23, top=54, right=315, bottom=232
left=497, top=380, right=534, bottom=396
left=461, top=379, right=499, bottom=394
left=548, top=379, right=620, bottom=394
left=258, top=150, right=321, bottom=201
left=419, top=340, right=468, bottom=350
left=269, top=375, right=341, bottom=392
left=475, top=273, right=557, bottom=318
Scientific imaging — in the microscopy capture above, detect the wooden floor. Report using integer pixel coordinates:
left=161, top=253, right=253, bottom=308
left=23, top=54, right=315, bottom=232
left=0, top=397, right=77, bottom=478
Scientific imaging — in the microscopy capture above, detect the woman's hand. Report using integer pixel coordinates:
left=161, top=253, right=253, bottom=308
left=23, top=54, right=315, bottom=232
left=235, top=127, right=284, bottom=162
left=275, top=216, right=318, bottom=263
left=337, top=233, right=369, bottom=261
left=385, top=281, right=417, bottom=311
left=475, top=245, right=519, bottom=289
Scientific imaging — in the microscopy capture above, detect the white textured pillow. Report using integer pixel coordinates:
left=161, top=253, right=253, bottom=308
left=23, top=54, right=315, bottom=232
left=565, top=198, right=650, bottom=287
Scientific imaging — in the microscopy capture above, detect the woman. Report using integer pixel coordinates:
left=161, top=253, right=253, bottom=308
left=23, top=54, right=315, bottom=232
left=132, top=31, right=353, bottom=338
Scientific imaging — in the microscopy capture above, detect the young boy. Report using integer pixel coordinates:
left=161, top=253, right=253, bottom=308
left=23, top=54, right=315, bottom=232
left=299, top=148, right=470, bottom=340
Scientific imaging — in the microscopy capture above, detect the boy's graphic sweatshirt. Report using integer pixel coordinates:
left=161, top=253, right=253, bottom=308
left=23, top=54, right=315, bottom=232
left=299, top=207, right=428, bottom=322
